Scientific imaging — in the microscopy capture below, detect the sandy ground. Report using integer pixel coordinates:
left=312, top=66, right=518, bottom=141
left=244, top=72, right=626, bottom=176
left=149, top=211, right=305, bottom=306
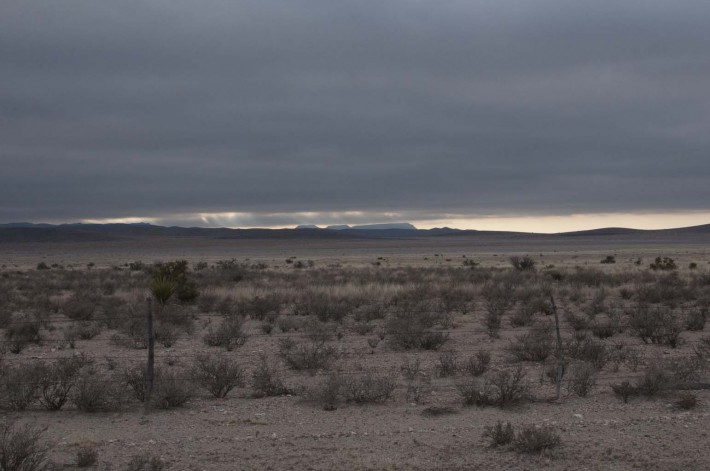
left=2, top=236, right=710, bottom=470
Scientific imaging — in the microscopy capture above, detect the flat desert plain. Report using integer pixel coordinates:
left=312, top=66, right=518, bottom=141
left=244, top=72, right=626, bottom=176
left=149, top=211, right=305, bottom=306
left=1, top=233, right=709, bottom=470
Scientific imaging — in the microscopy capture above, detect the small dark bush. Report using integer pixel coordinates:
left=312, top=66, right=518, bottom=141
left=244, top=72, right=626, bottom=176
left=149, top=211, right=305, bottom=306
left=513, top=424, right=560, bottom=453
left=341, top=372, right=396, bottom=404
left=685, top=308, right=707, bottom=331
left=38, top=356, right=86, bottom=411
left=385, top=312, right=449, bottom=350
left=151, top=370, right=193, bottom=409
left=463, top=351, right=491, bottom=377
left=510, top=256, right=536, bottom=271
left=3, top=364, right=44, bottom=410
left=567, top=362, right=596, bottom=397
left=507, top=323, right=553, bottom=362
left=459, top=367, right=528, bottom=407
left=203, top=316, right=248, bottom=351
left=611, top=381, right=639, bottom=403
left=126, top=453, right=169, bottom=471
left=76, top=446, right=98, bottom=468
left=600, top=255, right=616, bottom=264
left=482, top=421, right=514, bottom=448
left=123, top=366, right=148, bottom=402
left=675, top=392, right=697, bottom=410
left=279, top=337, right=340, bottom=371
left=72, top=372, right=125, bottom=412
left=566, top=338, right=608, bottom=370
left=5, top=316, right=42, bottom=354
left=191, top=354, right=245, bottom=398
left=251, top=354, right=291, bottom=398
left=436, top=351, right=458, bottom=377
left=650, top=257, right=677, bottom=271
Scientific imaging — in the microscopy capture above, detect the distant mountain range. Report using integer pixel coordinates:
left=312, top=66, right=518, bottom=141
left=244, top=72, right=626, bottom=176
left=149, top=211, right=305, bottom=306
left=0, top=221, right=709, bottom=243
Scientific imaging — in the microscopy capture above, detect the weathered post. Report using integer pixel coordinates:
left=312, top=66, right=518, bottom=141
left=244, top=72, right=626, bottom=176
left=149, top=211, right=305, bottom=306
left=145, top=296, right=154, bottom=413
left=550, top=295, right=564, bottom=401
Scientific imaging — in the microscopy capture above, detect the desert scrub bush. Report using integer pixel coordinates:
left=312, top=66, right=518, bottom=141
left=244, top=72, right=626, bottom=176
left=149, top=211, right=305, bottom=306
left=436, top=351, right=458, bottom=377
left=307, top=372, right=343, bottom=410
left=251, top=354, right=291, bottom=398
left=72, top=371, right=126, bottom=412
left=458, top=367, right=528, bottom=407
left=341, top=371, right=396, bottom=404
left=513, top=424, right=560, bottom=453
left=37, top=356, right=88, bottom=411
left=151, top=369, right=193, bottom=409
left=482, top=421, right=514, bottom=448
left=600, top=255, right=616, bottom=264
left=76, top=446, right=98, bottom=468
left=63, top=322, right=102, bottom=345
left=463, top=351, right=491, bottom=377
left=279, top=337, right=340, bottom=371
left=62, top=294, right=97, bottom=321
left=151, top=259, right=199, bottom=304
left=567, top=362, right=597, bottom=397
left=4, top=315, right=42, bottom=354
left=565, top=338, right=608, bottom=370
left=507, top=323, right=553, bottom=362
left=385, top=311, right=449, bottom=350
left=674, top=392, right=698, bottom=410
left=203, top=315, right=248, bottom=351
left=292, top=293, right=350, bottom=323
left=685, top=307, right=707, bottom=331
left=628, top=304, right=682, bottom=347
left=610, top=381, right=639, bottom=403
left=650, top=256, right=677, bottom=271
left=243, top=295, right=282, bottom=321
left=0, top=422, right=48, bottom=471
left=126, top=453, right=169, bottom=471
left=111, top=317, right=148, bottom=350
left=509, top=256, right=536, bottom=272
left=123, top=366, right=148, bottom=402
left=2, top=363, right=44, bottom=410
left=191, top=354, right=244, bottom=398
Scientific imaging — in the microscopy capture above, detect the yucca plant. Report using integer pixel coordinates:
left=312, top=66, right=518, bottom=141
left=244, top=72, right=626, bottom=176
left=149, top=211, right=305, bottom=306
left=151, top=275, right=176, bottom=306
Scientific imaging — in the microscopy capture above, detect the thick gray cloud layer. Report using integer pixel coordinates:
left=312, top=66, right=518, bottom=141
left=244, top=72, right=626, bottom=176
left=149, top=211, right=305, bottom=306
left=2, top=1, right=709, bottom=225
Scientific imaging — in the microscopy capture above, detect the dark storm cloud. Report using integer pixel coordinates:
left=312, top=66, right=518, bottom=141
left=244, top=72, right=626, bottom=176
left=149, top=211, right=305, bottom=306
left=2, top=0, right=709, bottom=225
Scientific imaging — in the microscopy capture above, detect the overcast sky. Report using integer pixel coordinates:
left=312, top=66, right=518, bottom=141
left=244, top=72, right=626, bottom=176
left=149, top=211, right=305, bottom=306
left=2, top=1, right=709, bottom=231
